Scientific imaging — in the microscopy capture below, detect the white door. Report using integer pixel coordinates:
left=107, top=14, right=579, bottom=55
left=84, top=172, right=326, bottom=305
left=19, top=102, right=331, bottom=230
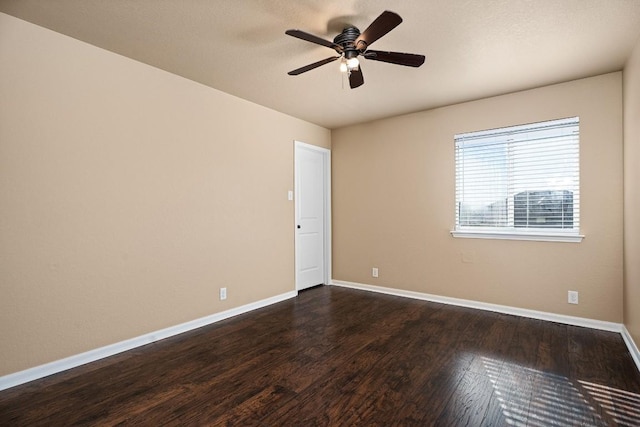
left=295, top=142, right=329, bottom=290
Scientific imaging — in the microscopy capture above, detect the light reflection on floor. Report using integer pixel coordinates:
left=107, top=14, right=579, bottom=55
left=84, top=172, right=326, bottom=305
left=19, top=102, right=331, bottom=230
left=482, top=357, right=640, bottom=426
left=579, top=380, right=640, bottom=426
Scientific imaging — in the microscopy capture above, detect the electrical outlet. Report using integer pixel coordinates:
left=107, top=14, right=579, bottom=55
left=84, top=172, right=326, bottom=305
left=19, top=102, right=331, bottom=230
left=372, top=267, right=379, bottom=278
left=220, top=287, right=227, bottom=301
left=568, top=290, right=579, bottom=305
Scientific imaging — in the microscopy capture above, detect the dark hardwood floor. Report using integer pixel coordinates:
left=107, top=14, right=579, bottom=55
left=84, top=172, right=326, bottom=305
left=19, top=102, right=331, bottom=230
left=1, top=285, right=640, bottom=426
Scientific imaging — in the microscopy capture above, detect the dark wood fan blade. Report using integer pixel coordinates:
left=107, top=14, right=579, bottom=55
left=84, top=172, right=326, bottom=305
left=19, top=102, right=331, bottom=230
left=363, top=50, right=425, bottom=67
left=285, top=29, right=343, bottom=53
left=355, top=10, right=402, bottom=50
left=288, top=56, right=341, bottom=75
left=349, top=67, right=364, bottom=89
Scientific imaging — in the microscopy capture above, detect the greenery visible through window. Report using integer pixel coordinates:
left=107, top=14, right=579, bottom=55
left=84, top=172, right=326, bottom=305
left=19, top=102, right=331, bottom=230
left=454, top=117, right=581, bottom=241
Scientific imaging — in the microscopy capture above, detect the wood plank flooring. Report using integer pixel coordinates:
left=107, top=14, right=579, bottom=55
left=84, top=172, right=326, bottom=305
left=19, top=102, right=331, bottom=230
left=1, top=285, right=640, bottom=426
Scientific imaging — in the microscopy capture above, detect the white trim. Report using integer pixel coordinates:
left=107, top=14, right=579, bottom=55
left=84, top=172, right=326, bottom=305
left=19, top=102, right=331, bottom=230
left=325, top=152, right=332, bottom=287
left=451, top=229, right=584, bottom=243
left=294, top=141, right=332, bottom=290
left=622, top=325, right=640, bottom=373
left=330, top=280, right=621, bottom=332
left=0, top=291, right=297, bottom=391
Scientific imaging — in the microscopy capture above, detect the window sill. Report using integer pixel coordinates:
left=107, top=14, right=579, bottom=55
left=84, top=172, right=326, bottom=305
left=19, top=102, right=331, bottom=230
left=450, top=229, right=584, bottom=243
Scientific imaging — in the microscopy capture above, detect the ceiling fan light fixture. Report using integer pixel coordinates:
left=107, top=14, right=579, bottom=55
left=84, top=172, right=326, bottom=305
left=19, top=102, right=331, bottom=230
left=346, top=57, right=360, bottom=70
left=339, top=59, right=348, bottom=73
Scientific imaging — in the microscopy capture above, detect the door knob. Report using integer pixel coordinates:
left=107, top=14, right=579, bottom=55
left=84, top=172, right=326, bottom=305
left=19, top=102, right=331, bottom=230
left=297, top=225, right=301, bottom=229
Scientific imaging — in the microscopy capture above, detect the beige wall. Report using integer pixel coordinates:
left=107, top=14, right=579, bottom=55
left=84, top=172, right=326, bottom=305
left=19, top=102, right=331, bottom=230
left=624, top=37, right=640, bottom=345
left=0, top=9, right=634, bottom=380
left=0, top=13, right=330, bottom=376
left=332, top=73, right=623, bottom=323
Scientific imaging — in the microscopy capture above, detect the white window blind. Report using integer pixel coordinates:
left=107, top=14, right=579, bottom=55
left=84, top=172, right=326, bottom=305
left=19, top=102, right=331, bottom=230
left=453, top=117, right=582, bottom=242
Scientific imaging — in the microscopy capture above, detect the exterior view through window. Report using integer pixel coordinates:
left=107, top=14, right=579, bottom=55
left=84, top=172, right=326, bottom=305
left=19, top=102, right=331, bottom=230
left=454, top=117, right=581, bottom=241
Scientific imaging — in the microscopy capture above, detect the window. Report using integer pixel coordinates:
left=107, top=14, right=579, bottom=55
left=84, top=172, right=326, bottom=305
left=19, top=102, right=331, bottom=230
left=452, top=117, right=583, bottom=242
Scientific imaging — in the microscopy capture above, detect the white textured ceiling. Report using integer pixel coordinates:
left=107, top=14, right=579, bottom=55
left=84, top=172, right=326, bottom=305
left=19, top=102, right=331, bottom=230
left=1, top=0, right=640, bottom=129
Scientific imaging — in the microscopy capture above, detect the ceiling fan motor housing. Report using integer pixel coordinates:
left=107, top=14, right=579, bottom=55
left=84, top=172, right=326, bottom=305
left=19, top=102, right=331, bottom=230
left=334, top=26, right=364, bottom=58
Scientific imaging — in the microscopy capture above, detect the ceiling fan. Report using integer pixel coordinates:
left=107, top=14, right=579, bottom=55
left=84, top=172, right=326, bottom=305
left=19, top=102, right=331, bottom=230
left=285, top=10, right=425, bottom=89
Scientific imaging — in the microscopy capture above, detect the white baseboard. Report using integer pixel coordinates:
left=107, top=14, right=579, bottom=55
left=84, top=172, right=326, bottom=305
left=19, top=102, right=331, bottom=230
left=331, top=280, right=622, bottom=332
left=622, top=325, right=640, bottom=372
left=0, top=291, right=297, bottom=392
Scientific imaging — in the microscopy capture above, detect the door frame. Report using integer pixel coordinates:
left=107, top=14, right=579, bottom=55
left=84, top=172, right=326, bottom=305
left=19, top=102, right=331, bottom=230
left=294, top=141, right=331, bottom=291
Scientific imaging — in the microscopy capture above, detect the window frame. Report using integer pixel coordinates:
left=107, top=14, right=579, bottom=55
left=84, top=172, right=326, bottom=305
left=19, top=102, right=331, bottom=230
left=451, top=117, right=584, bottom=243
